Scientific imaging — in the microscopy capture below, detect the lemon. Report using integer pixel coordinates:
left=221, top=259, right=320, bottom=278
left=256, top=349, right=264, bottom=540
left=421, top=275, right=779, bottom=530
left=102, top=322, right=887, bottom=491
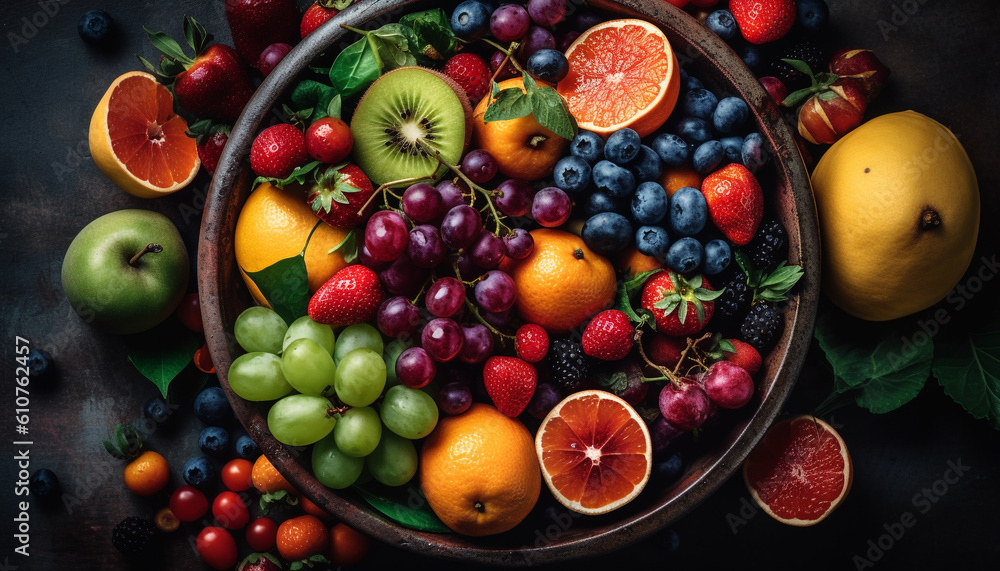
left=811, top=111, right=979, bottom=321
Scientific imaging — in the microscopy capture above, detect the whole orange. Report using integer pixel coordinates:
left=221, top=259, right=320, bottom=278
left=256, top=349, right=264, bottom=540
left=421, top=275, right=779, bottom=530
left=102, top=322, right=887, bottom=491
left=276, top=514, right=329, bottom=561
left=615, top=244, right=664, bottom=275
left=124, top=450, right=170, bottom=496
left=509, top=229, right=617, bottom=333
left=234, top=182, right=351, bottom=307
left=472, top=78, right=569, bottom=181
left=420, top=403, right=540, bottom=536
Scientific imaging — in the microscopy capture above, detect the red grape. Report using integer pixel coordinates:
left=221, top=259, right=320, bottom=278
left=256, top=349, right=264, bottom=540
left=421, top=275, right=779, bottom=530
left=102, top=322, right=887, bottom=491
left=701, top=361, right=754, bottom=409
left=421, top=318, right=464, bottom=362
left=658, top=382, right=711, bottom=431
left=425, top=277, right=466, bottom=318
left=402, top=183, right=443, bottom=223
left=437, top=381, right=473, bottom=415
left=407, top=224, right=447, bottom=268
left=526, top=382, right=561, bottom=419
left=519, top=26, right=555, bottom=60
left=396, top=347, right=436, bottom=388
left=474, top=270, right=516, bottom=313
left=461, top=149, right=498, bottom=184
left=376, top=296, right=421, bottom=339
left=259, top=43, right=292, bottom=77
left=470, top=231, right=505, bottom=269
left=527, top=0, right=567, bottom=27
left=378, top=254, right=428, bottom=296
left=503, top=227, right=534, bottom=259
left=457, top=323, right=494, bottom=364
left=494, top=178, right=534, bottom=217
left=440, top=205, right=483, bottom=250
left=490, top=4, right=530, bottom=42
left=365, top=211, right=409, bottom=262
left=531, top=187, right=572, bottom=227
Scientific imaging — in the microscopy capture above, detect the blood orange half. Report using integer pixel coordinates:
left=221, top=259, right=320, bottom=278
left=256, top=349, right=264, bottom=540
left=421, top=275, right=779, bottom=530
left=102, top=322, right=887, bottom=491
left=535, top=390, right=652, bottom=515
left=89, top=71, right=200, bottom=198
left=556, top=19, right=681, bottom=138
left=743, top=415, right=853, bottom=526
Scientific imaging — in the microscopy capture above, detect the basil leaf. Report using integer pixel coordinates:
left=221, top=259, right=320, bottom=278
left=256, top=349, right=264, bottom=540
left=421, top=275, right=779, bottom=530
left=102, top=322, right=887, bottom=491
left=932, top=320, right=1000, bottom=430
left=370, top=23, right=418, bottom=70
left=483, top=88, right=532, bottom=122
left=291, top=80, right=338, bottom=122
left=124, top=318, right=202, bottom=399
left=529, top=86, right=577, bottom=140
left=353, top=485, right=451, bottom=533
left=400, top=8, right=457, bottom=62
left=330, top=37, right=381, bottom=100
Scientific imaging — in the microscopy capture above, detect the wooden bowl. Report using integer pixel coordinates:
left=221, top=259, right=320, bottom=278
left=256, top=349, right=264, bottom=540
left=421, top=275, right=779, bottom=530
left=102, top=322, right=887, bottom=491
left=198, top=0, right=819, bottom=564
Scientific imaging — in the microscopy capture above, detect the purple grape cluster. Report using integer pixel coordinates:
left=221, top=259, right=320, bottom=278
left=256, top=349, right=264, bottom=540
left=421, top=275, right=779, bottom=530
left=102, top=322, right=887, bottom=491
left=655, top=361, right=754, bottom=449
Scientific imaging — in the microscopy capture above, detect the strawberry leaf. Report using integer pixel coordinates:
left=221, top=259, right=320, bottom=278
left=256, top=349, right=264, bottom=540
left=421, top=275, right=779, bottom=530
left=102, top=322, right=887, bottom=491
left=781, top=58, right=816, bottom=79
left=617, top=269, right=662, bottom=324
left=693, top=287, right=725, bottom=301
left=144, top=26, right=194, bottom=67
left=719, top=338, right=736, bottom=354
left=677, top=299, right=689, bottom=324
left=254, top=161, right=322, bottom=190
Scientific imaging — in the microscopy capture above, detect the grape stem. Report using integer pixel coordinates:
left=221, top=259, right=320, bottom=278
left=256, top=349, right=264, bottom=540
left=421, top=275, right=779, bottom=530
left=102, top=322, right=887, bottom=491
left=481, top=39, right=526, bottom=76
left=462, top=297, right=515, bottom=342
left=635, top=329, right=682, bottom=386
left=355, top=175, right=432, bottom=217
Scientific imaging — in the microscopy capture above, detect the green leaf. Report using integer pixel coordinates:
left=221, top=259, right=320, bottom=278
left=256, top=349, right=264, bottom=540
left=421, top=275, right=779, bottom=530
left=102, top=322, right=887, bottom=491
left=483, top=88, right=532, bottom=122
left=330, top=229, right=358, bottom=263
left=254, top=160, right=322, bottom=191
left=599, top=371, right=629, bottom=394
left=332, top=0, right=352, bottom=8
left=399, top=8, right=457, bottom=62
left=719, top=338, right=736, bottom=354
left=330, top=37, right=381, bottom=100
left=617, top=269, right=662, bottom=324
left=123, top=318, right=202, bottom=399
left=244, top=252, right=311, bottom=325
left=327, top=93, right=342, bottom=120
left=814, top=313, right=933, bottom=414
left=369, top=23, right=418, bottom=70
left=932, top=320, right=1000, bottom=430
left=694, top=287, right=725, bottom=301
left=753, top=261, right=804, bottom=303
left=291, top=80, right=338, bottom=122
left=531, top=86, right=577, bottom=140
left=144, top=26, right=193, bottom=67
left=353, top=485, right=451, bottom=533
left=781, top=58, right=816, bottom=79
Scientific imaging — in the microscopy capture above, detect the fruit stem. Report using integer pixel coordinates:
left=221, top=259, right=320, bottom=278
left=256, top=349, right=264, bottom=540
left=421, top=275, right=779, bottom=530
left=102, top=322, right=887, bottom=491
left=357, top=176, right=431, bottom=217
left=634, top=329, right=681, bottom=386
left=481, top=40, right=525, bottom=75
left=920, top=208, right=942, bottom=230
left=327, top=405, right=350, bottom=418
left=128, top=243, right=162, bottom=266
left=462, top=298, right=515, bottom=341
left=672, top=333, right=713, bottom=378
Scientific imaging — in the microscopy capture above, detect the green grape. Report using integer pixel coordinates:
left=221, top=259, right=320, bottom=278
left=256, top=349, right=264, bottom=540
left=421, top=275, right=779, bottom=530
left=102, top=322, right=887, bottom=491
left=312, top=432, right=364, bottom=489
left=228, top=352, right=294, bottom=401
left=281, top=338, right=336, bottom=397
left=282, top=315, right=335, bottom=355
left=334, top=323, right=383, bottom=364
left=380, top=384, right=439, bottom=439
left=234, top=306, right=287, bottom=354
left=333, top=406, right=382, bottom=457
left=334, top=347, right=386, bottom=407
left=267, top=394, right=336, bottom=446
left=383, top=338, right=410, bottom=387
left=365, top=429, right=417, bottom=486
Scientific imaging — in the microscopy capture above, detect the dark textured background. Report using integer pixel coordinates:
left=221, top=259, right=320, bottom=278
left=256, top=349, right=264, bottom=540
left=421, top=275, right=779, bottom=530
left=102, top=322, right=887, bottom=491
left=1, top=0, right=998, bottom=569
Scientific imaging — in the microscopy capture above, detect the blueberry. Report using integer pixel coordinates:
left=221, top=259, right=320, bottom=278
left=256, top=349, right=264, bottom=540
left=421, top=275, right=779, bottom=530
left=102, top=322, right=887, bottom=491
left=682, top=89, right=719, bottom=121
left=660, top=528, right=681, bottom=552
left=199, top=426, right=230, bottom=456
left=26, top=349, right=52, bottom=377
left=193, top=387, right=233, bottom=425
left=665, top=237, right=704, bottom=274
left=78, top=9, right=115, bottom=46
left=635, top=226, right=671, bottom=260
left=592, top=160, right=636, bottom=198
left=741, top=132, right=770, bottom=173
left=713, top=97, right=750, bottom=134
left=674, top=117, right=713, bottom=146
left=706, top=10, right=738, bottom=41
left=692, top=140, right=725, bottom=173
left=526, top=49, right=569, bottom=82
left=668, top=186, right=708, bottom=237
left=584, top=191, right=625, bottom=217
left=740, top=44, right=763, bottom=72
left=628, top=145, right=662, bottom=182
left=720, top=136, right=744, bottom=164
left=143, top=396, right=171, bottom=424
left=682, top=75, right=704, bottom=92
left=703, top=239, right=732, bottom=275
left=655, top=452, right=684, bottom=481
left=29, top=469, right=61, bottom=500
left=652, top=133, right=691, bottom=167
left=631, top=181, right=669, bottom=225
left=234, top=432, right=262, bottom=461
left=604, top=128, right=642, bottom=165
left=553, top=155, right=592, bottom=193
left=570, top=130, right=604, bottom=163
left=796, top=0, right=830, bottom=34
left=451, top=1, right=491, bottom=40
left=582, top=213, right=633, bottom=256
left=182, top=456, right=217, bottom=488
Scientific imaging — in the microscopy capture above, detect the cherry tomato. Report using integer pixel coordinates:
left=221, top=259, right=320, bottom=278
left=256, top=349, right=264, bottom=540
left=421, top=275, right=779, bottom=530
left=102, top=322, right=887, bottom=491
left=197, top=526, right=238, bottom=570
left=305, top=117, right=354, bottom=163
left=169, top=485, right=208, bottom=522
left=175, top=292, right=204, bottom=332
left=300, top=495, right=333, bottom=521
left=246, top=516, right=278, bottom=552
left=329, top=522, right=370, bottom=566
left=211, top=491, right=250, bottom=530
left=193, top=343, right=215, bottom=374
left=221, top=458, right=254, bottom=492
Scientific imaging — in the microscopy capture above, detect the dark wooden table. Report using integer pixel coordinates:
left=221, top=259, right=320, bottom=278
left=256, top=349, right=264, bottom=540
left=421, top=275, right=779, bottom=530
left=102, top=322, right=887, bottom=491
left=2, top=1, right=998, bottom=569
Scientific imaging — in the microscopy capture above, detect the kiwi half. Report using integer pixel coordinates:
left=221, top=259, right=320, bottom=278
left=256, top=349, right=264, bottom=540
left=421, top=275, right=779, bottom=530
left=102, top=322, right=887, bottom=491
left=350, top=67, right=472, bottom=187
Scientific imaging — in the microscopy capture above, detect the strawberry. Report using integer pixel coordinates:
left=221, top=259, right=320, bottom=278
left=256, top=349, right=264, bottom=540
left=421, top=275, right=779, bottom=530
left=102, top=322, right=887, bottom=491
left=483, top=356, right=538, bottom=417
left=306, top=163, right=375, bottom=228
left=142, top=17, right=253, bottom=122
left=226, top=0, right=300, bottom=69
left=582, top=309, right=634, bottom=360
left=250, top=124, right=308, bottom=179
left=701, top=163, right=763, bottom=246
left=308, top=265, right=383, bottom=327
left=729, top=0, right=796, bottom=45
left=238, top=552, right=282, bottom=571
left=644, top=332, right=688, bottom=370
left=186, top=120, right=231, bottom=175
left=722, top=338, right=762, bottom=376
left=514, top=323, right=549, bottom=363
left=301, top=1, right=345, bottom=38
left=640, top=271, right=721, bottom=337
left=443, top=52, right=491, bottom=104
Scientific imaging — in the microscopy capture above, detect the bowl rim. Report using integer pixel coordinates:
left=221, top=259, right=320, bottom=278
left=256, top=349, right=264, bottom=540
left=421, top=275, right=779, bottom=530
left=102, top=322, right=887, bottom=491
left=198, top=0, right=820, bottom=564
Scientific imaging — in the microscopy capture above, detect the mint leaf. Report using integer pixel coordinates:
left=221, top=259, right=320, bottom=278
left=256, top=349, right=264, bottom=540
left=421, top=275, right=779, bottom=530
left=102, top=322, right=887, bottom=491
left=528, top=85, right=577, bottom=140
left=932, top=320, right=1000, bottom=430
left=483, top=88, right=532, bottom=122
left=369, top=23, right=418, bottom=70
left=330, top=37, right=381, bottom=99
left=354, top=485, right=451, bottom=533
left=124, top=318, right=202, bottom=399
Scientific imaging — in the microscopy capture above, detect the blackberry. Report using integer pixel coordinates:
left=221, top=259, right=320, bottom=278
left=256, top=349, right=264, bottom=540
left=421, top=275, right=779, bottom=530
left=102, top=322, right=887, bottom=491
left=769, top=41, right=825, bottom=91
left=549, top=338, right=589, bottom=393
left=111, top=516, right=157, bottom=556
left=744, top=217, right=788, bottom=272
left=739, top=303, right=785, bottom=354
left=713, top=268, right=752, bottom=336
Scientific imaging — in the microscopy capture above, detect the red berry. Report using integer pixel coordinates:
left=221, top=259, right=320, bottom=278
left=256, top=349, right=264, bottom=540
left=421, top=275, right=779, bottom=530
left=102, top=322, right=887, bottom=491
left=640, top=271, right=717, bottom=337
left=515, top=323, right=549, bottom=362
left=582, top=309, right=634, bottom=360
left=443, top=52, right=491, bottom=103
left=701, top=164, right=763, bottom=246
left=308, top=264, right=384, bottom=327
left=301, top=2, right=339, bottom=38
left=250, top=123, right=308, bottom=179
left=722, top=338, right=762, bottom=376
left=306, top=117, right=354, bottom=163
left=306, top=163, right=375, bottom=228
left=483, top=356, right=538, bottom=417
left=729, top=0, right=796, bottom=44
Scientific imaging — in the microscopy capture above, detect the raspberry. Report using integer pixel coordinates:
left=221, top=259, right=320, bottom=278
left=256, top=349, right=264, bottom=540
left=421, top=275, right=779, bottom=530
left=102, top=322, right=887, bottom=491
left=443, top=52, right=491, bottom=103
left=112, top=516, right=157, bottom=556
left=739, top=303, right=784, bottom=354
left=744, top=217, right=788, bottom=273
left=515, top=323, right=549, bottom=363
left=548, top=338, right=589, bottom=393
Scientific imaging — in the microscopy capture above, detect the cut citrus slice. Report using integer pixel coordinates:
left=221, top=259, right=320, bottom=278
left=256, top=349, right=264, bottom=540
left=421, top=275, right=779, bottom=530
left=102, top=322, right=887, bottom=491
left=743, top=415, right=853, bottom=526
left=535, top=390, right=652, bottom=515
left=557, top=18, right=681, bottom=138
left=89, top=71, right=200, bottom=198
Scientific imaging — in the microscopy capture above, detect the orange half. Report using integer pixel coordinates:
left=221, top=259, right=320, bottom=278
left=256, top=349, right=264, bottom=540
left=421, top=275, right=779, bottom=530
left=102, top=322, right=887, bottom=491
left=89, top=71, right=200, bottom=198
left=536, top=390, right=652, bottom=515
left=557, top=19, right=681, bottom=138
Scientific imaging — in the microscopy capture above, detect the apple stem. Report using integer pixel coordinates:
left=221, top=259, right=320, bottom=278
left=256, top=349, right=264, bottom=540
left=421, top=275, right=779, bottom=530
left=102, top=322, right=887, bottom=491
left=129, top=243, right=162, bottom=266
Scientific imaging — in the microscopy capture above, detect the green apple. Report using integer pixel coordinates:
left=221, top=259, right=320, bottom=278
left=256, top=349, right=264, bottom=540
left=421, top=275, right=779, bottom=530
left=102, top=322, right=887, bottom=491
left=62, top=209, right=190, bottom=335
